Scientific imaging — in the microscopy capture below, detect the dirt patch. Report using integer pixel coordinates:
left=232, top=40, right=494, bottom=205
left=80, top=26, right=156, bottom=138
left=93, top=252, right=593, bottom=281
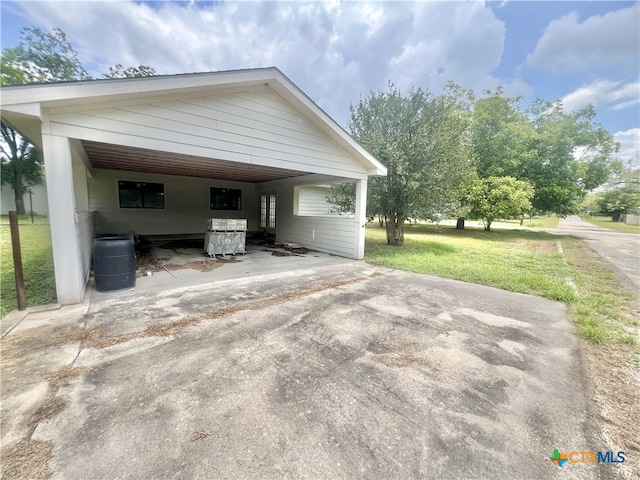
left=169, top=260, right=225, bottom=272
left=582, top=341, right=640, bottom=479
left=190, top=429, right=220, bottom=441
left=270, top=250, right=300, bottom=257
left=137, top=254, right=229, bottom=273
left=0, top=439, right=53, bottom=480
left=1, top=327, right=98, bottom=367
left=29, top=396, right=69, bottom=429
left=44, top=366, right=91, bottom=391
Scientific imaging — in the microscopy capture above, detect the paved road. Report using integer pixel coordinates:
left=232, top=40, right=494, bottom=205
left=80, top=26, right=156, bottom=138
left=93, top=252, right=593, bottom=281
left=547, top=215, right=640, bottom=293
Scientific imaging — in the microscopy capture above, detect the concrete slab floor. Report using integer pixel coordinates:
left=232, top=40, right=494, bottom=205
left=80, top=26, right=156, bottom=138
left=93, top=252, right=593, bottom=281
left=1, top=258, right=611, bottom=479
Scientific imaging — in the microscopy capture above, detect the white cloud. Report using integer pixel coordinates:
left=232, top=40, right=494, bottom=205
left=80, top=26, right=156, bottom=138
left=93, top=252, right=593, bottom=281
left=526, top=3, right=639, bottom=74
left=561, top=79, right=640, bottom=112
left=12, top=0, right=512, bottom=125
left=613, top=128, right=640, bottom=167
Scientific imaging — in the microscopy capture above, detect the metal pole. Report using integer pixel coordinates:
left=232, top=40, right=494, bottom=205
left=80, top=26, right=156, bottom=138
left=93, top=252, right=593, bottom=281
left=9, top=211, right=27, bottom=311
left=29, top=188, right=34, bottom=224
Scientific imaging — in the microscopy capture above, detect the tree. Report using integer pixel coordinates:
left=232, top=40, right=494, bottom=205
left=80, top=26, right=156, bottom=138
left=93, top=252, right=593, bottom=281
left=103, top=64, right=156, bottom=79
left=471, top=88, right=537, bottom=180
left=0, top=27, right=89, bottom=84
left=464, top=176, right=534, bottom=231
left=597, top=186, right=640, bottom=221
left=1, top=26, right=156, bottom=214
left=527, top=101, right=618, bottom=215
left=348, top=83, right=473, bottom=245
left=1, top=27, right=89, bottom=214
left=0, top=124, right=43, bottom=215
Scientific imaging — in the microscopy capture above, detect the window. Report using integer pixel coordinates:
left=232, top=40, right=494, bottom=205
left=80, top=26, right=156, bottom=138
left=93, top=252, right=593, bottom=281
left=210, top=187, right=242, bottom=210
left=118, top=181, right=164, bottom=209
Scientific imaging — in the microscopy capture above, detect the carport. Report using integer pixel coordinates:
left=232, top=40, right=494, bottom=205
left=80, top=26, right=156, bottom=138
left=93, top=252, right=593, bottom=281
left=0, top=67, right=386, bottom=305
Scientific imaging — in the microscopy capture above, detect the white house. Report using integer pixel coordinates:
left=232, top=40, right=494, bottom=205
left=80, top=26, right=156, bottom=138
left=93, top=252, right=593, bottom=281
left=0, top=68, right=386, bottom=305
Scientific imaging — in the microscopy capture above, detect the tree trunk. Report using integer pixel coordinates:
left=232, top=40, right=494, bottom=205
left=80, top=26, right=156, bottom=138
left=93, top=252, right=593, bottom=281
left=378, top=215, right=384, bottom=227
left=14, top=193, right=26, bottom=215
left=485, top=220, right=492, bottom=231
left=12, top=173, right=26, bottom=215
left=456, top=217, right=465, bottom=229
left=385, top=213, right=406, bottom=246
left=519, top=212, right=525, bottom=226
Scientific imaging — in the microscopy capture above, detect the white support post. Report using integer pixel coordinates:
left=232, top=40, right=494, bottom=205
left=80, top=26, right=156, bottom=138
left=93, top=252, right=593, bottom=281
left=42, top=134, right=84, bottom=304
left=354, top=178, right=368, bottom=260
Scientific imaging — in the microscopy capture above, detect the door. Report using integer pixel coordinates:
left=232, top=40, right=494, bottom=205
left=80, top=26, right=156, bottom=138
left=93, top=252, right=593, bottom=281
left=260, top=193, right=276, bottom=235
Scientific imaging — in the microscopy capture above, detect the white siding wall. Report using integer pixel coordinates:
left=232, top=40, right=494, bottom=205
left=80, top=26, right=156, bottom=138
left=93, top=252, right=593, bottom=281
left=0, top=183, right=49, bottom=215
left=272, top=183, right=358, bottom=258
left=89, top=169, right=259, bottom=235
left=76, top=211, right=95, bottom=288
left=48, top=87, right=367, bottom=178
left=296, top=185, right=337, bottom=216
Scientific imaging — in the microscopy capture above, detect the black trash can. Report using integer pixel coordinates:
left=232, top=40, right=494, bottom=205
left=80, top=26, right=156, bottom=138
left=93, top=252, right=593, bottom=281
left=93, top=237, right=136, bottom=292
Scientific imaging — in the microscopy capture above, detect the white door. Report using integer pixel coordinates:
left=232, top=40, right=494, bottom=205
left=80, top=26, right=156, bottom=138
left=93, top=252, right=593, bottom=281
left=260, top=193, right=276, bottom=235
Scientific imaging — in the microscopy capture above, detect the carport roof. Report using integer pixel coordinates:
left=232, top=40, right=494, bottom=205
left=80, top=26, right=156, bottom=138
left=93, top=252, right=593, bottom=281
left=1, top=67, right=387, bottom=178
left=81, top=140, right=309, bottom=182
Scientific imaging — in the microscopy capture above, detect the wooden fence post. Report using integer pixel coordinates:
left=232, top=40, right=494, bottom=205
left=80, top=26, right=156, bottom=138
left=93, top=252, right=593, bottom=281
left=9, top=211, right=27, bottom=311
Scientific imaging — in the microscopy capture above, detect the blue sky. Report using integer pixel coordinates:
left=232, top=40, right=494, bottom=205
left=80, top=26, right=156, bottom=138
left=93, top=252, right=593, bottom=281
left=2, top=1, right=638, bottom=165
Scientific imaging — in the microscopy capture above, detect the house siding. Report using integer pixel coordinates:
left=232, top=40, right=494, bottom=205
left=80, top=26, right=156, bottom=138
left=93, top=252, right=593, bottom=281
left=273, top=184, right=358, bottom=258
left=296, top=185, right=340, bottom=216
left=76, top=211, right=95, bottom=289
left=48, top=88, right=367, bottom=178
left=89, top=169, right=259, bottom=236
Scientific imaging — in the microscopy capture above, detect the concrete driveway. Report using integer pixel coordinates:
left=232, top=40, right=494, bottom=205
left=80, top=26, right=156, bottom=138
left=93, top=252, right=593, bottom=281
left=2, top=262, right=605, bottom=480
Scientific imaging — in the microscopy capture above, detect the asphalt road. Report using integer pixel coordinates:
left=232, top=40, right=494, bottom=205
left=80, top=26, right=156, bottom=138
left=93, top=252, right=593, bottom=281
left=548, top=215, right=640, bottom=293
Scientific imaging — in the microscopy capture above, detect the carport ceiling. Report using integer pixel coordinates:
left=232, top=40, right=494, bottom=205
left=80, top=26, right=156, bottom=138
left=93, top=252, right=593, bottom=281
left=81, top=141, right=309, bottom=183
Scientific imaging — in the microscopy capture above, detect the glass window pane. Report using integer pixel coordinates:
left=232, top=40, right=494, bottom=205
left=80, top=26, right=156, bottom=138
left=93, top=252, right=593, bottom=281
left=119, top=181, right=143, bottom=208
left=210, top=188, right=242, bottom=210
left=143, top=182, right=165, bottom=209
left=119, top=181, right=164, bottom=209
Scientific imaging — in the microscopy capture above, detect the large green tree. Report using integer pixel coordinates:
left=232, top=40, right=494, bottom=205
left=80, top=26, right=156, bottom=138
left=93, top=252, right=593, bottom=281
left=527, top=101, right=618, bottom=215
left=348, top=83, right=473, bottom=245
left=1, top=27, right=155, bottom=214
left=468, top=89, right=618, bottom=218
left=471, top=88, right=537, bottom=179
left=464, top=176, right=534, bottom=231
left=597, top=186, right=640, bottom=221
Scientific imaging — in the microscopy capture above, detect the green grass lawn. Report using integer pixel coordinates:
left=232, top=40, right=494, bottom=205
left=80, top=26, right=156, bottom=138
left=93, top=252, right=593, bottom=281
left=0, top=223, right=56, bottom=317
left=365, top=224, right=638, bottom=347
left=466, top=216, right=560, bottom=229
left=581, top=215, right=640, bottom=234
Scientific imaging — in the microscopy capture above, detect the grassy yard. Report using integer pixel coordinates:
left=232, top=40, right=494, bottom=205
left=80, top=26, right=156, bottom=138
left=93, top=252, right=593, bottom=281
left=580, top=215, right=640, bottom=234
left=365, top=224, right=638, bottom=347
left=0, top=222, right=56, bottom=317
left=466, top=216, right=560, bottom=229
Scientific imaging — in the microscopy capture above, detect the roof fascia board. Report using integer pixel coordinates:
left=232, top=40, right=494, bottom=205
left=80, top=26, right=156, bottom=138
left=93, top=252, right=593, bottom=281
left=1, top=102, right=42, bottom=118
left=1, top=68, right=278, bottom=107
